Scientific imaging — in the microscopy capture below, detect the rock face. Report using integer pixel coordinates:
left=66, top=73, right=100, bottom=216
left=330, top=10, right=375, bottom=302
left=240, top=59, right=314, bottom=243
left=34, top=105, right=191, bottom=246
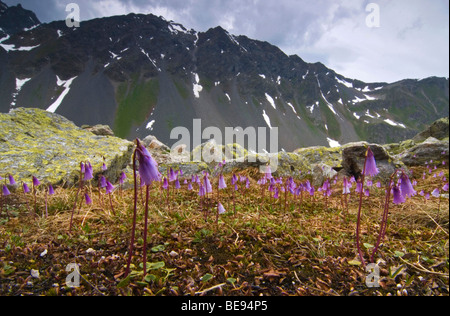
left=398, top=138, right=449, bottom=167
left=1, top=108, right=447, bottom=188
left=341, top=142, right=406, bottom=181
left=413, top=117, right=449, bottom=142
left=0, top=108, right=133, bottom=187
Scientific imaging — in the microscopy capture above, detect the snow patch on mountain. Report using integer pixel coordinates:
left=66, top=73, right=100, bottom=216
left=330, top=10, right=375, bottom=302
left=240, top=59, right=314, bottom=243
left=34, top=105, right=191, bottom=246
left=262, top=110, right=273, bottom=129
left=265, top=93, right=276, bottom=109
left=46, top=76, right=77, bottom=113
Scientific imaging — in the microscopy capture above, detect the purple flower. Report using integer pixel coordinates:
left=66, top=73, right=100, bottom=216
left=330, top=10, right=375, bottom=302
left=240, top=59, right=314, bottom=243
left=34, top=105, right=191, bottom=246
left=48, top=184, right=55, bottom=195
left=218, top=203, right=226, bottom=215
left=105, top=181, right=115, bottom=194
left=84, top=193, right=92, bottom=205
left=264, top=166, right=272, bottom=179
left=400, top=174, right=416, bottom=198
left=198, top=184, right=205, bottom=197
left=162, top=177, right=169, bottom=190
left=84, top=162, right=93, bottom=181
left=363, top=147, right=379, bottom=177
left=392, top=186, right=406, bottom=204
left=2, top=185, right=11, bottom=196
left=119, top=172, right=127, bottom=185
left=431, top=188, right=440, bottom=198
left=443, top=183, right=449, bottom=192
left=355, top=181, right=363, bottom=193
left=168, top=168, right=177, bottom=182
left=231, top=174, right=238, bottom=185
left=188, top=183, right=193, bottom=191
left=204, top=174, right=212, bottom=193
left=274, top=187, right=279, bottom=199
left=135, top=140, right=161, bottom=185
left=99, top=175, right=107, bottom=188
left=32, top=176, right=41, bottom=187
left=22, top=182, right=30, bottom=194
left=8, top=174, right=16, bottom=186
left=102, top=163, right=107, bottom=171
left=218, top=174, right=227, bottom=189
left=80, top=162, right=85, bottom=174
left=175, top=178, right=181, bottom=189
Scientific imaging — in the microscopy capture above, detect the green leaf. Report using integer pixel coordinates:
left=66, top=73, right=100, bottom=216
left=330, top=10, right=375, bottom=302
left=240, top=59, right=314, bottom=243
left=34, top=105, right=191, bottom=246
left=363, top=243, right=374, bottom=249
left=348, top=259, right=362, bottom=266
left=117, top=275, right=131, bottom=288
left=227, top=278, right=237, bottom=284
left=144, top=274, right=157, bottom=283
left=201, top=273, right=214, bottom=282
left=151, top=245, right=165, bottom=253
left=394, top=251, right=405, bottom=258
left=148, top=261, right=165, bottom=270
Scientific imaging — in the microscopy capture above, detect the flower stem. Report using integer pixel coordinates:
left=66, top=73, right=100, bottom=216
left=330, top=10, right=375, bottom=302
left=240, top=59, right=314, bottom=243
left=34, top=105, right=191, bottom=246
left=143, top=184, right=150, bottom=277
left=125, top=148, right=138, bottom=277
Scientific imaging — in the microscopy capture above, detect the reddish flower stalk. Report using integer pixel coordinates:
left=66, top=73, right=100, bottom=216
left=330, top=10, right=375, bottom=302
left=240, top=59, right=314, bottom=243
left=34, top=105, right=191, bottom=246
left=371, top=176, right=395, bottom=263
left=69, top=162, right=85, bottom=233
left=356, top=147, right=378, bottom=267
left=125, top=148, right=138, bottom=277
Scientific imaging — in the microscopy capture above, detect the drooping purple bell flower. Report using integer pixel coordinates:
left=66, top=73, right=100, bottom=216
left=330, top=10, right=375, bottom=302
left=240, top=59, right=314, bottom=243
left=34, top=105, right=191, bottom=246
left=400, top=174, right=416, bottom=198
left=218, top=203, right=226, bottom=215
left=84, top=193, right=92, bottom=205
left=392, top=186, right=406, bottom=204
left=218, top=174, right=227, bottom=189
left=22, top=182, right=30, bottom=194
left=32, top=176, right=41, bottom=187
left=48, top=184, right=55, bottom=195
left=105, top=181, right=115, bottom=194
left=204, top=174, right=212, bottom=193
left=162, top=177, right=169, bottom=190
left=363, top=147, right=379, bottom=177
left=442, top=183, right=449, bottom=192
left=2, top=185, right=11, bottom=196
left=342, top=177, right=351, bottom=195
left=8, top=174, right=16, bottom=186
left=99, top=175, right=107, bottom=188
left=119, top=172, right=127, bottom=185
left=84, top=162, right=94, bottom=181
left=175, top=178, right=181, bottom=190
left=431, top=188, right=440, bottom=198
left=135, top=140, right=162, bottom=186
left=198, top=183, right=206, bottom=197
left=168, top=168, right=177, bottom=182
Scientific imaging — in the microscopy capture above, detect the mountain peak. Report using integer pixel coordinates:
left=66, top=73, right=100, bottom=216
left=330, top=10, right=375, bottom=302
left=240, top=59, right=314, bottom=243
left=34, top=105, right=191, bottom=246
left=0, top=6, right=448, bottom=150
left=0, top=1, right=40, bottom=35
left=0, top=1, right=8, bottom=12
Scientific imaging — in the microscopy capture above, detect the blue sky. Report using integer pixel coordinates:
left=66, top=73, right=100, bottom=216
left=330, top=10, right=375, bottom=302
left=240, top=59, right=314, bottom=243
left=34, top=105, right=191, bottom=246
left=4, top=0, right=449, bottom=83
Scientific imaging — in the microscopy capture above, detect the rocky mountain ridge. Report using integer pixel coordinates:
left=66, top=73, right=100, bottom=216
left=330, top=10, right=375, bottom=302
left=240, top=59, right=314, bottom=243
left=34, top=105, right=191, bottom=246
left=0, top=2, right=448, bottom=151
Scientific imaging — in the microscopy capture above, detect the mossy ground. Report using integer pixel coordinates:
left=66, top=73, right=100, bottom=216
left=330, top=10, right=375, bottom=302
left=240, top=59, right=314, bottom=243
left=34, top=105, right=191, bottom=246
left=0, top=165, right=448, bottom=296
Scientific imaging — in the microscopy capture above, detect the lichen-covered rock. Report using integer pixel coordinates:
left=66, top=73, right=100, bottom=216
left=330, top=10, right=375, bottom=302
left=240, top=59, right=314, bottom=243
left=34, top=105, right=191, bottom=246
left=397, top=137, right=449, bottom=166
left=82, top=124, right=115, bottom=136
left=341, top=141, right=406, bottom=181
left=0, top=108, right=133, bottom=187
left=413, top=117, right=449, bottom=142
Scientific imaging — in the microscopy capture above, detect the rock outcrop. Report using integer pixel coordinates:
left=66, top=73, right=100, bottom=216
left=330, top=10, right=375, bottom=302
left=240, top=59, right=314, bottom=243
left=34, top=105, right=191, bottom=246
left=1, top=108, right=448, bottom=188
left=0, top=108, right=133, bottom=187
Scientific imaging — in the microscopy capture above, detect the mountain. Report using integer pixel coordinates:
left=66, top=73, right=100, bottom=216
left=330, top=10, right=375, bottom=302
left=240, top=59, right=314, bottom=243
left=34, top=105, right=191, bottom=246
left=0, top=4, right=448, bottom=152
left=0, top=1, right=40, bottom=36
